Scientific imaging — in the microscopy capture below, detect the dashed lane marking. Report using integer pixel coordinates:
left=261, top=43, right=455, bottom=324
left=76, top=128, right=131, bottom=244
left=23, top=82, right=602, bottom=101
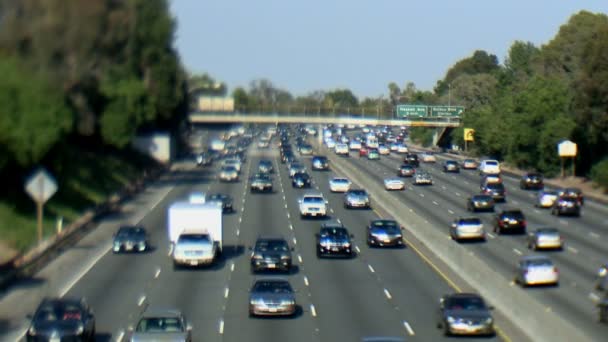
left=448, top=209, right=455, bottom=214
left=567, top=246, right=579, bottom=254
left=137, top=295, right=146, bottom=306
left=513, top=248, right=523, bottom=255
left=383, top=288, right=392, bottom=300
left=432, top=201, right=439, bottom=205
left=219, top=319, right=224, bottom=334
left=455, top=192, right=461, bottom=197
left=355, top=246, right=361, bottom=253
left=298, top=254, right=303, bottom=263
left=590, top=232, right=600, bottom=239
left=293, top=237, right=297, bottom=245
left=403, top=321, right=415, bottom=336
left=230, top=262, right=235, bottom=272
left=224, top=287, right=230, bottom=298
left=368, top=264, right=375, bottom=273
left=116, top=330, right=125, bottom=342
left=310, top=304, right=317, bottom=317
left=304, top=276, right=309, bottom=286
left=154, top=268, right=161, bottom=279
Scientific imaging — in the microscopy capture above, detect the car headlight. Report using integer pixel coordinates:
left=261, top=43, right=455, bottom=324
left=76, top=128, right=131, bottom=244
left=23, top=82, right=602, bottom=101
left=343, top=242, right=351, bottom=248
left=484, top=317, right=493, bottom=325
left=250, top=298, right=265, bottom=305
left=28, top=325, right=36, bottom=336
left=75, top=323, right=84, bottom=335
left=280, top=299, right=295, bottom=305
left=447, top=316, right=456, bottom=323
left=281, top=255, right=291, bottom=260
left=252, top=254, right=263, bottom=260
left=599, top=267, right=608, bottom=277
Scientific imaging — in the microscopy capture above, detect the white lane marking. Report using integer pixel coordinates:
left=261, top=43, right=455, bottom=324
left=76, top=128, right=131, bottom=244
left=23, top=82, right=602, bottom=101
left=441, top=186, right=447, bottom=190
left=236, top=229, right=240, bottom=236
left=464, top=181, right=470, bottom=185
left=512, top=200, right=519, bottom=205
left=559, top=219, right=568, bottom=226
left=452, top=176, right=457, bottom=180
left=432, top=201, right=438, bottom=206
left=310, top=304, right=317, bottom=317
left=287, top=212, right=290, bottom=219
left=283, top=195, right=286, bottom=201
left=298, top=254, right=303, bottom=263
left=116, top=330, right=125, bottom=342
left=230, top=262, right=235, bottom=272
left=337, top=218, right=342, bottom=224
left=448, top=209, right=455, bottom=214
left=383, top=288, right=392, bottom=300
left=419, top=193, right=424, bottom=197
left=304, top=276, right=309, bottom=286
left=355, top=246, right=361, bottom=253
left=590, top=292, right=601, bottom=302
left=487, top=233, right=495, bottom=239
left=238, top=217, right=242, bottom=223
left=567, top=246, right=579, bottom=254
left=224, top=287, right=230, bottom=298
left=409, top=208, right=414, bottom=213
left=154, top=268, right=161, bottom=279
left=59, top=243, right=113, bottom=297
left=403, top=321, right=415, bottom=336
left=513, top=248, right=523, bottom=255
left=534, top=209, right=541, bottom=214
left=455, top=192, right=461, bottom=197
left=137, top=295, right=146, bottom=306
left=219, top=319, right=225, bottom=334
left=368, top=264, right=375, bottom=273
left=330, top=208, right=334, bottom=213
left=293, top=237, right=297, bottom=245
left=289, top=224, right=294, bottom=230
left=590, top=232, right=600, bottom=239
left=284, top=204, right=288, bottom=209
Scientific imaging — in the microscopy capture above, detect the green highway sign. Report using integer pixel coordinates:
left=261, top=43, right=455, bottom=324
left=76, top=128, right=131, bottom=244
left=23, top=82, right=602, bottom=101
left=396, top=105, right=428, bottom=118
left=429, top=106, right=465, bottom=117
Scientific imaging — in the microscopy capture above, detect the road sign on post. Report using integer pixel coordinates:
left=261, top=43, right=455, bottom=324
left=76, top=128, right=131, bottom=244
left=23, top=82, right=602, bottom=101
left=430, top=106, right=465, bottom=117
left=558, top=140, right=577, bottom=178
left=25, top=168, right=58, bottom=244
left=395, top=105, right=428, bottom=118
left=464, top=128, right=475, bottom=142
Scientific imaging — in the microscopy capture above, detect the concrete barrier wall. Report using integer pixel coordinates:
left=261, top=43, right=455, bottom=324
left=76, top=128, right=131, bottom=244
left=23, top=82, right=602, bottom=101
left=319, top=143, right=592, bottom=342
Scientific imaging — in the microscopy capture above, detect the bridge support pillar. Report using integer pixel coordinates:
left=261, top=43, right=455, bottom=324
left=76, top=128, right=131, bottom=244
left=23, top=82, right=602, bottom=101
left=432, top=127, right=453, bottom=149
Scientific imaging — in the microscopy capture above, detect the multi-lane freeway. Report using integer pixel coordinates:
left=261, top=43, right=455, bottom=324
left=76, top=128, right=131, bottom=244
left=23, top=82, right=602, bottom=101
left=1, top=125, right=606, bottom=341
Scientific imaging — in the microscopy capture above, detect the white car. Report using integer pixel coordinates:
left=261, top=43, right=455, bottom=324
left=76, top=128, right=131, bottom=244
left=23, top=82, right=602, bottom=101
left=515, top=255, right=559, bottom=286
left=222, top=158, right=242, bottom=172
left=325, top=139, right=336, bottom=149
left=479, top=159, right=501, bottom=175
left=219, top=166, right=239, bottom=182
left=334, top=143, right=349, bottom=156
left=329, top=177, right=352, bottom=193
left=378, top=145, right=390, bottom=155
left=389, top=143, right=399, bottom=152
left=349, top=141, right=362, bottom=150
left=383, top=178, right=405, bottom=191
left=536, top=190, right=559, bottom=208
left=421, top=153, right=436, bottom=163
left=298, top=193, right=328, bottom=218
left=396, top=144, right=409, bottom=154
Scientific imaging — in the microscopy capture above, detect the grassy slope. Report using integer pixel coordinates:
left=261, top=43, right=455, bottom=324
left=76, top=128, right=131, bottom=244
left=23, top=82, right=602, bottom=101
left=0, top=145, right=154, bottom=254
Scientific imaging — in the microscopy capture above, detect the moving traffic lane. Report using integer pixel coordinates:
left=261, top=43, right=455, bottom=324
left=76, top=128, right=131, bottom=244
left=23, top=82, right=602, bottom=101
left=335, top=146, right=606, bottom=340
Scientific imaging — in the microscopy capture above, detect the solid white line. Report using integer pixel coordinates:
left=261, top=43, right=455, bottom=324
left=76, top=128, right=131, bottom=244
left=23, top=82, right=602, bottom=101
left=383, top=288, right=392, bottom=299
left=304, top=276, right=309, bottom=286
left=116, top=330, right=125, bottom=342
left=298, top=254, right=303, bottom=263
left=137, top=295, right=146, bottom=306
left=224, top=287, right=230, bottom=298
left=219, top=319, right=225, bottom=334
left=513, top=248, right=523, bottom=255
left=310, top=304, right=317, bottom=317
left=448, top=209, right=454, bottom=214
left=567, top=246, right=579, bottom=254
left=59, top=244, right=112, bottom=297
left=432, top=201, right=438, bottom=205
left=368, top=264, right=375, bottom=273
left=403, top=321, right=415, bottom=336
left=154, top=268, right=161, bottom=279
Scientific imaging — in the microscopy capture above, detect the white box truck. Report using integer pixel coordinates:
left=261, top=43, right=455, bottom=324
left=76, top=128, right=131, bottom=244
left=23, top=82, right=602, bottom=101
left=168, top=202, right=223, bottom=267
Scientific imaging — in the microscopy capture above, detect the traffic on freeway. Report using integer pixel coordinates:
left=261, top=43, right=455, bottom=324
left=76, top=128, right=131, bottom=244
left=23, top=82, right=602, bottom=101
left=2, top=123, right=607, bottom=341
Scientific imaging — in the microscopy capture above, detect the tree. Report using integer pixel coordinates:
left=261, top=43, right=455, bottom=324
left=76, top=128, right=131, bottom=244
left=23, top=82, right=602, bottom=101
left=232, top=87, right=250, bottom=112
left=324, top=89, right=358, bottom=109
left=435, top=50, right=500, bottom=94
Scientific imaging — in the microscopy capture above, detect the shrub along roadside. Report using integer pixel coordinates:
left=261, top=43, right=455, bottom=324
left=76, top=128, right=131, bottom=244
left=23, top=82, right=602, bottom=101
left=0, top=144, right=158, bottom=255
left=591, top=159, right=608, bottom=193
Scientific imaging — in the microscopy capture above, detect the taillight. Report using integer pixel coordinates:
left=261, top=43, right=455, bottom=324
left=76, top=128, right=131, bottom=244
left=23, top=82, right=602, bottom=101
left=521, top=220, right=527, bottom=227
left=553, top=267, right=559, bottom=274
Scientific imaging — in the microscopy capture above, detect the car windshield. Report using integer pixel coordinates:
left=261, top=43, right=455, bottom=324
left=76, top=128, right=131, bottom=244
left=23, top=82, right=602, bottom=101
left=116, top=227, right=140, bottom=237
left=537, top=228, right=559, bottom=235
left=526, top=258, right=553, bottom=267
left=303, top=197, right=324, bottom=204
left=221, top=166, right=236, bottom=172
left=332, top=178, right=349, bottom=183
left=484, top=161, right=498, bottom=166
left=349, top=190, right=367, bottom=196
left=444, top=296, right=486, bottom=311
left=459, top=218, right=481, bottom=225
left=177, top=234, right=211, bottom=243
left=503, top=211, right=524, bottom=219
left=473, top=195, right=492, bottom=201
left=371, top=220, right=399, bottom=233
left=256, top=240, right=289, bottom=252
left=486, top=183, right=504, bottom=190
left=207, top=194, right=225, bottom=201
left=320, top=227, right=348, bottom=237
left=252, top=281, right=293, bottom=293
left=35, top=303, right=83, bottom=322
left=446, top=161, right=457, bottom=165
left=136, top=317, right=184, bottom=333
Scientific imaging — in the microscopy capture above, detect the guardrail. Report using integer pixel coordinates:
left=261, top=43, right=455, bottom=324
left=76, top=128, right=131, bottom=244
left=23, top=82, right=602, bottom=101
left=0, top=166, right=166, bottom=292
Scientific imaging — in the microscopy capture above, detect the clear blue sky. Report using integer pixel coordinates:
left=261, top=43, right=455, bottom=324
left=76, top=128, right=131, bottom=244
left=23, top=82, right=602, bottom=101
left=169, top=0, right=608, bottom=98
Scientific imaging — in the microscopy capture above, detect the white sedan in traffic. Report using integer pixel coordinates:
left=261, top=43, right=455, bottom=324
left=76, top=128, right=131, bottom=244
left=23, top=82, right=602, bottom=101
left=383, top=178, right=405, bottom=191
left=329, top=177, right=352, bottom=193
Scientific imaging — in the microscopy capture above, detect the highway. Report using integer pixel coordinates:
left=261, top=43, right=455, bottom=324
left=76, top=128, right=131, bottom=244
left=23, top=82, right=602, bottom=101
left=0, top=133, right=516, bottom=341
left=319, top=132, right=608, bottom=341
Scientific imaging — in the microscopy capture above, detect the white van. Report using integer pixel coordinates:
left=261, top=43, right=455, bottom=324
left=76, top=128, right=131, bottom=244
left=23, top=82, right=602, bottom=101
left=479, top=160, right=501, bottom=175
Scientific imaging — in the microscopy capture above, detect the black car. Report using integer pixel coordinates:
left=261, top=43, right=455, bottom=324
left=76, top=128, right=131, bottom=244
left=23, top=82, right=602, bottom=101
left=27, top=298, right=96, bottom=342
left=311, top=155, right=329, bottom=171
left=520, top=172, right=544, bottom=190
left=281, top=150, right=293, bottom=164
left=551, top=196, right=581, bottom=217
left=316, top=223, right=354, bottom=258
left=113, top=226, right=149, bottom=253
left=437, top=293, right=495, bottom=336
left=250, top=235, right=293, bottom=273
left=206, top=193, right=234, bottom=213
left=196, top=153, right=212, bottom=167
left=403, top=153, right=419, bottom=167
left=467, top=194, right=495, bottom=212
left=250, top=173, right=273, bottom=193
left=481, top=183, right=506, bottom=202
left=257, top=159, right=274, bottom=174
left=292, top=172, right=312, bottom=188
left=443, top=160, right=460, bottom=173
left=558, top=187, right=584, bottom=206
left=367, top=219, right=404, bottom=248
left=494, top=209, right=526, bottom=234
left=397, top=164, right=416, bottom=177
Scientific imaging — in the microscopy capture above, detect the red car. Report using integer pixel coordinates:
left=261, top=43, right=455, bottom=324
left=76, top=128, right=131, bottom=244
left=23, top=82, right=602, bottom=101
left=359, top=146, right=368, bottom=157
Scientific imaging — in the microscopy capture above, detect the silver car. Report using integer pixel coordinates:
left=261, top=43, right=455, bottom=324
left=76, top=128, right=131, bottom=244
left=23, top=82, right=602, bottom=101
left=527, top=228, right=563, bottom=250
left=219, top=166, right=238, bottom=182
left=249, top=279, right=296, bottom=317
left=413, top=171, right=433, bottom=185
left=535, top=190, right=559, bottom=208
left=450, top=217, right=486, bottom=242
left=344, top=189, right=371, bottom=209
left=130, top=308, right=192, bottom=342
left=514, top=255, right=559, bottom=287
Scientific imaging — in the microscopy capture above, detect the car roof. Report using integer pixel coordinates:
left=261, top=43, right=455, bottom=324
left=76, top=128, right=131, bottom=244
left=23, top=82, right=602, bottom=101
left=444, top=292, right=483, bottom=300
left=521, top=255, right=552, bottom=262
left=141, top=307, right=183, bottom=318
left=256, top=234, right=286, bottom=241
left=39, top=297, right=85, bottom=307
left=536, top=227, right=559, bottom=233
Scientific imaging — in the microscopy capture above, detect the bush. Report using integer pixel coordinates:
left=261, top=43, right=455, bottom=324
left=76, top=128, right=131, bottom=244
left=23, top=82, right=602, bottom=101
left=590, top=159, right=608, bottom=192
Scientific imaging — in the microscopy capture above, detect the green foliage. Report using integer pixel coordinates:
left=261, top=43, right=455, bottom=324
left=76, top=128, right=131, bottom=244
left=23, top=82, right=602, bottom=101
left=0, top=57, right=72, bottom=166
left=435, top=50, right=500, bottom=94
left=324, top=89, right=359, bottom=108
left=590, top=159, right=608, bottom=191
left=409, top=128, right=434, bottom=147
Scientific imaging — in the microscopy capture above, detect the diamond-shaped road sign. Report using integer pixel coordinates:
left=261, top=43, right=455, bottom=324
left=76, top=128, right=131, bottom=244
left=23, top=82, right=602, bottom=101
left=25, top=168, right=58, bottom=204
